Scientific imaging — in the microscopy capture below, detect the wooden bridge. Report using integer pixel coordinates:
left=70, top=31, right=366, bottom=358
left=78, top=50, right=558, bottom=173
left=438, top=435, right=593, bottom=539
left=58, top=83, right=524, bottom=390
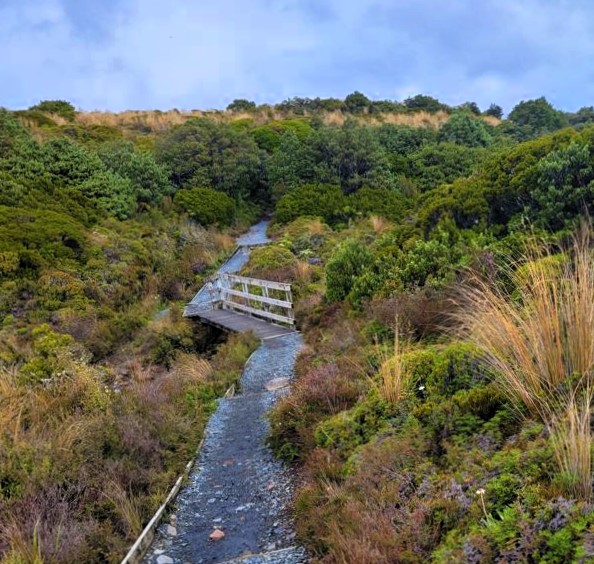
left=184, top=272, right=296, bottom=340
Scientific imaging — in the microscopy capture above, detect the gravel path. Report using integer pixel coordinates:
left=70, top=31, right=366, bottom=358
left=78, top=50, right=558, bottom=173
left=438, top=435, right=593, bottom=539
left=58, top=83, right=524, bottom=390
left=144, top=221, right=306, bottom=564
left=236, top=220, right=271, bottom=247
left=145, top=334, right=305, bottom=564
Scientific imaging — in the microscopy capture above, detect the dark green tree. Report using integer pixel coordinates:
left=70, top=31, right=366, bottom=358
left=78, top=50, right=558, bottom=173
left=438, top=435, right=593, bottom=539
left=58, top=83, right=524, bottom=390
left=531, top=142, right=594, bottom=229
left=458, top=102, right=481, bottom=115
left=29, top=100, right=76, bottom=121
left=403, top=95, right=449, bottom=112
left=508, top=97, right=567, bottom=137
left=485, top=103, right=504, bottom=119
left=344, top=91, right=370, bottom=114
left=267, top=131, right=316, bottom=196
left=156, top=119, right=264, bottom=200
left=440, top=113, right=492, bottom=147
left=410, top=143, right=485, bottom=191
left=311, top=120, right=391, bottom=193
left=226, top=99, right=257, bottom=112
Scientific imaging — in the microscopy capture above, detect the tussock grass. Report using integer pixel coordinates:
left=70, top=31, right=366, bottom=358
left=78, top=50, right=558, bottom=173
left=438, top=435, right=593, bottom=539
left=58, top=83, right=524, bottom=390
left=459, top=228, right=594, bottom=500
left=369, top=215, right=391, bottom=235
left=373, top=322, right=411, bottom=404
left=69, top=108, right=496, bottom=133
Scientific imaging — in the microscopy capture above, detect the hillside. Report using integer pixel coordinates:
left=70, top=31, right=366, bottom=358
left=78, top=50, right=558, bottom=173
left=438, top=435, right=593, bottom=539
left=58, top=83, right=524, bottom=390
left=2, top=92, right=594, bottom=562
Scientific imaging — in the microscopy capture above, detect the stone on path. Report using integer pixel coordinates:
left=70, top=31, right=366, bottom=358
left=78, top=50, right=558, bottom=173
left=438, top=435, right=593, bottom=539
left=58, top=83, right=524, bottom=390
left=209, top=528, right=226, bottom=541
left=156, top=556, right=174, bottom=564
left=166, top=524, right=177, bottom=536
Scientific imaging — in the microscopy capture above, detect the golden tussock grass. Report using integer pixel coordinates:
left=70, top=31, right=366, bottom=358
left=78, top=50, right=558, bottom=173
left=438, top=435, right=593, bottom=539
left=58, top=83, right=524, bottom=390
left=369, top=215, right=391, bottom=235
left=70, top=107, right=499, bottom=133
left=373, top=322, right=411, bottom=404
left=293, top=260, right=313, bottom=286
left=458, top=226, right=594, bottom=500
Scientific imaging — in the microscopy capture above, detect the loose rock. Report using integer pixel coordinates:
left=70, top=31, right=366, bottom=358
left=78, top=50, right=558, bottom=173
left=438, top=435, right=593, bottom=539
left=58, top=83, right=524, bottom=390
left=209, top=528, right=225, bottom=541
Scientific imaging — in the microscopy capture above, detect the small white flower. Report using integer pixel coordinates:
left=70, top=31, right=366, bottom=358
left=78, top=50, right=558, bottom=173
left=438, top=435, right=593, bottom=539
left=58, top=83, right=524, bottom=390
left=418, top=385, right=425, bottom=391
left=476, top=488, right=486, bottom=496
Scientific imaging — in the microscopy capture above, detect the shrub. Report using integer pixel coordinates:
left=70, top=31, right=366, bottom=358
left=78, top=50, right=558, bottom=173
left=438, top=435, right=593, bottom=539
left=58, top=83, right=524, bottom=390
left=174, top=186, right=236, bottom=226
left=325, top=240, right=373, bottom=303
left=241, top=244, right=297, bottom=280
left=29, top=100, right=76, bottom=121
left=275, top=184, right=347, bottom=225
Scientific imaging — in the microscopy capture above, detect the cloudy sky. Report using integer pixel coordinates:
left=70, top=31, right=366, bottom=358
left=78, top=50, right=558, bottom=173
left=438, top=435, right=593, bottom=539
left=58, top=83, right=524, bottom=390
left=2, top=0, right=593, bottom=113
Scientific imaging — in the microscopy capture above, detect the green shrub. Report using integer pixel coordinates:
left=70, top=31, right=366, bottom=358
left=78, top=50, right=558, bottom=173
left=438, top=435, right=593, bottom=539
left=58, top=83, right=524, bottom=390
left=275, top=184, right=347, bottom=225
left=242, top=245, right=297, bottom=277
left=174, top=186, right=236, bottom=226
left=29, top=100, right=77, bottom=121
left=325, top=239, right=373, bottom=302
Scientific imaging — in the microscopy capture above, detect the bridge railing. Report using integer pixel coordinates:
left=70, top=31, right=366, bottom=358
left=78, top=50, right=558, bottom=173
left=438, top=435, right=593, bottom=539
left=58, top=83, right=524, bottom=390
left=217, top=273, right=295, bottom=326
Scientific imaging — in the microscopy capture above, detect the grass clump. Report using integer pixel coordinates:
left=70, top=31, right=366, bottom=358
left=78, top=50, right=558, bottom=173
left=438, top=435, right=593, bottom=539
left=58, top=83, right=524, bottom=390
left=460, top=229, right=594, bottom=501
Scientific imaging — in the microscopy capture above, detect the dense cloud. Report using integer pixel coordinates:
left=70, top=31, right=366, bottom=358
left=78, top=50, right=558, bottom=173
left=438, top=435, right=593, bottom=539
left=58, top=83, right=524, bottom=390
left=2, top=0, right=594, bottom=112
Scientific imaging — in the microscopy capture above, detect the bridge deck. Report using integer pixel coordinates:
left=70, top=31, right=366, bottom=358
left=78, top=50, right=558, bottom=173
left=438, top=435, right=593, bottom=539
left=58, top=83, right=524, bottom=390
left=184, top=305, right=296, bottom=340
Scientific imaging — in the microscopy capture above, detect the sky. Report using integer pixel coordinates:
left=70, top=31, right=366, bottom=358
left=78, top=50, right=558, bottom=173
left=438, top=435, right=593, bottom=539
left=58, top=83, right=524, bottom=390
left=1, top=0, right=594, bottom=113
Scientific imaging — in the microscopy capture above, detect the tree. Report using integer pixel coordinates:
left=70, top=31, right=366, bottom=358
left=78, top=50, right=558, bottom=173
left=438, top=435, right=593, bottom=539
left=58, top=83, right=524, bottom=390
left=485, top=103, right=504, bottom=119
left=458, top=102, right=481, bottom=115
left=29, top=100, right=76, bottom=121
left=403, top=95, right=449, bottom=112
left=267, top=131, right=316, bottom=196
left=310, top=120, right=391, bottom=194
left=567, top=107, right=594, bottom=128
left=410, top=143, right=486, bottom=191
left=439, top=113, right=492, bottom=147
left=174, top=186, right=236, bottom=226
left=508, top=97, right=567, bottom=137
left=377, top=124, right=437, bottom=155
left=226, top=99, right=257, bottom=112
left=250, top=119, right=313, bottom=153
left=531, top=142, right=594, bottom=229
left=156, top=118, right=264, bottom=200
left=344, top=91, right=370, bottom=114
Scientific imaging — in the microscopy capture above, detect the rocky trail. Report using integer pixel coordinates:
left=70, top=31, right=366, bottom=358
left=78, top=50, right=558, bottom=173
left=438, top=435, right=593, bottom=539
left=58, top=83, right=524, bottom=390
left=143, top=222, right=306, bottom=564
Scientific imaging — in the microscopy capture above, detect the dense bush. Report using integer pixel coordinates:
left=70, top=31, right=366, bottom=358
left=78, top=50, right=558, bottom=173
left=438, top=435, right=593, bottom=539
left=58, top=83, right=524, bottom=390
left=325, top=239, right=373, bottom=302
left=174, top=186, right=236, bottom=226
left=275, top=183, right=347, bottom=224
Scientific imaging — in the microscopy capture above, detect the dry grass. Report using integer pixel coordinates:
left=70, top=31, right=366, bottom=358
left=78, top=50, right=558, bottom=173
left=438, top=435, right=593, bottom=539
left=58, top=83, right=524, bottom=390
left=294, top=260, right=313, bottom=286
left=550, top=393, right=592, bottom=501
left=373, top=323, right=411, bottom=404
left=70, top=107, right=498, bottom=134
left=459, top=227, right=594, bottom=500
left=174, top=353, right=212, bottom=382
left=103, top=481, right=143, bottom=538
left=369, top=215, right=391, bottom=235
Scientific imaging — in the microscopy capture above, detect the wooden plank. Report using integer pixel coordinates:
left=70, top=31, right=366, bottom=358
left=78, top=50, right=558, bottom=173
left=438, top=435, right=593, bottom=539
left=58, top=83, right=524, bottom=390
left=191, top=308, right=295, bottom=339
left=222, top=273, right=291, bottom=292
left=221, top=300, right=295, bottom=325
left=222, top=287, right=293, bottom=309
